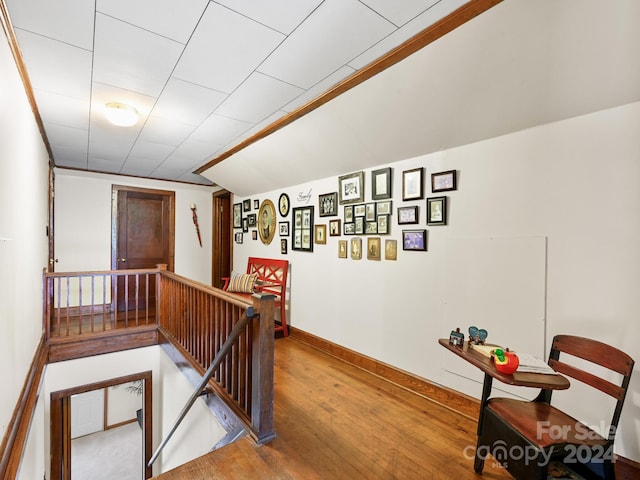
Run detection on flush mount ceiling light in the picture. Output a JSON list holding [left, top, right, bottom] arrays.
[[104, 102, 139, 127]]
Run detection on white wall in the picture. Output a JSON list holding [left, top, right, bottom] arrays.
[[54, 170, 215, 284], [231, 102, 640, 461], [0, 15, 50, 475]]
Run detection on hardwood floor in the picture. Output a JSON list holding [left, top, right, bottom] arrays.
[[154, 337, 513, 480]]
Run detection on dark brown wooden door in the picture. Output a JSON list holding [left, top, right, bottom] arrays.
[[112, 186, 174, 310], [212, 191, 231, 289]]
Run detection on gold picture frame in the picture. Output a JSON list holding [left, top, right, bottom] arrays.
[[257, 199, 276, 245]]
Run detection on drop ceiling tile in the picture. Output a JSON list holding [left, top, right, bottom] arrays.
[[14, 30, 92, 101], [34, 90, 89, 130], [257, 0, 395, 89], [5, 0, 94, 49], [172, 139, 223, 165], [215, 72, 304, 123], [190, 114, 253, 146], [177, 172, 214, 185], [92, 14, 184, 97], [172, 2, 285, 93], [44, 123, 89, 150], [283, 65, 356, 112], [360, 0, 440, 27], [152, 78, 227, 125], [138, 116, 196, 146], [50, 147, 88, 170], [214, 0, 322, 35], [96, 0, 209, 44]]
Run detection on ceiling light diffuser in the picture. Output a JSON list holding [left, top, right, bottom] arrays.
[[104, 102, 139, 127]]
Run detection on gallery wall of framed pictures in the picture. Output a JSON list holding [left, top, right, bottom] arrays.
[[231, 165, 458, 261]]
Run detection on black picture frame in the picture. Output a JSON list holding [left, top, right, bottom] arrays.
[[402, 229, 427, 251], [254, 199, 260, 209], [279, 221, 290, 236], [371, 167, 392, 200], [338, 171, 365, 205], [402, 167, 424, 201], [233, 203, 242, 228], [431, 170, 457, 192], [292, 206, 314, 252], [427, 196, 447, 225], [397, 206, 418, 225], [247, 213, 257, 227], [329, 219, 341, 236], [280, 238, 288, 254], [243, 199, 251, 212], [319, 192, 338, 216], [278, 193, 290, 217]]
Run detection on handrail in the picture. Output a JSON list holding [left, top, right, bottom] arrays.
[[148, 306, 255, 467]]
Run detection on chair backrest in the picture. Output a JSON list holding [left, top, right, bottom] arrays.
[[548, 335, 634, 439]]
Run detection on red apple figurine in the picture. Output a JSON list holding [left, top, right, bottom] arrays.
[[494, 348, 520, 374]]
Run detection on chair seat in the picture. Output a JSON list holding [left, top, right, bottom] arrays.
[[487, 398, 608, 449]]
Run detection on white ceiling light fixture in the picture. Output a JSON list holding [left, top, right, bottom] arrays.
[[104, 102, 139, 127]]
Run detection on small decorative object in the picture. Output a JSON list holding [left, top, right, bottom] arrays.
[[338, 240, 347, 258], [279, 221, 289, 236], [319, 192, 338, 216], [338, 171, 365, 205], [329, 218, 341, 236], [402, 167, 424, 200], [371, 167, 392, 200], [367, 237, 381, 260], [384, 239, 397, 260], [427, 196, 447, 225], [233, 203, 242, 228], [449, 328, 465, 346], [397, 206, 418, 225], [254, 199, 259, 209], [315, 224, 327, 244], [280, 239, 287, 254], [258, 199, 276, 245], [243, 199, 251, 211], [292, 206, 314, 251], [402, 229, 427, 251], [190, 203, 202, 247], [278, 193, 290, 217], [493, 348, 520, 374], [350, 237, 362, 260], [431, 169, 457, 192], [468, 326, 488, 345]]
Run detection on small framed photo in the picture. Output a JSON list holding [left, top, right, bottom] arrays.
[[243, 199, 251, 212], [329, 218, 341, 236], [343, 222, 355, 235], [315, 224, 327, 244], [234, 232, 243, 244], [427, 196, 447, 225], [431, 170, 457, 192], [233, 203, 243, 228], [397, 206, 418, 224], [402, 229, 427, 251], [319, 192, 338, 216], [247, 213, 257, 227], [371, 167, 392, 200], [254, 199, 260, 209], [344, 205, 354, 222], [338, 240, 348, 258], [402, 167, 424, 201], [367, 237, 381, 260], [279, 221, 290, 236], [280, 239, 288, 254], [365, 221, 377, 234], [353, 204, 366, 217], [338, 171, 365, 205], [385, 239, 397, 260], [350, 237, 362, 260], [377, 215, 389, 234], [365, 203, 376, 222], [376, 200, 392, 216], [355, 217, 364, 235], [242, 218, 249, 232], [252, 230, 258, 240]]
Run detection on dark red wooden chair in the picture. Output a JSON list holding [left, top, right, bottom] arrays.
[[474, 335, 634, 480]]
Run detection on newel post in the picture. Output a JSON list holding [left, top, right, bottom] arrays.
[[251, 292, 276, 444]]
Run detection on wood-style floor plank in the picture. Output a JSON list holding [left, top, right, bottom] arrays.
[[154, 337, 513, 480]]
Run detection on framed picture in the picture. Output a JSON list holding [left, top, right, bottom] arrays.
[[257, 199, 276, 245], [233, 203, 243, 229], [279, 221, 290, 236], [315, 224, 327, 244], [338, 240, 347, 258], [365, 221, 377, 234], [402, 229, 427, 251], [353, 204, 366, 217], [371, 167, 392, 200], [344, 205, 354, 222], [280, 239, 288, 254], [247, 213, 257, 227], [278, 193, 290, 217], [377, 200, 392, 216], [427, 196, 447, 225], [355, 217, 364, 235], [292, 206, 314, 252], [319, 192, 338, 216], [234, 232, 243, 244], [402, 167, 424, 201], [385, 239, 398, 260], [343, 222, 355, 235], [350, 237, 362, 260], [338, 171, 365, 205], [365, 203, 376, 222], [243, 199, 251, 212], [397, 206, 418, 225], [367, 237, 381, 260], [329, 218, 341, 236], [254, 199, 260, 209], [242, 218, 248, 232], [377, 215, 389, 234], [431, 170, 457, 192], [252, 230, 257, 240]]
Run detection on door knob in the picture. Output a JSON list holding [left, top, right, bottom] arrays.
[[118, 258, 127, 262]]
